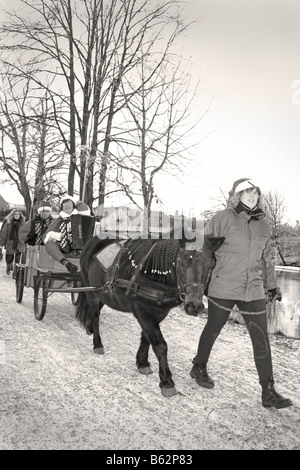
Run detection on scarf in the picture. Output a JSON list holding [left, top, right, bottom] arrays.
[[9, 220, 21, 250], [58, 210, 78, 252], [32, 216, 53, 245], [235, 201, 265, 221]]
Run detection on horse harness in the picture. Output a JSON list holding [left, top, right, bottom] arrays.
[[96, 240, 205, 306]]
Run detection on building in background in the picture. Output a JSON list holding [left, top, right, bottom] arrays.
[[0, 194, 26, 221]]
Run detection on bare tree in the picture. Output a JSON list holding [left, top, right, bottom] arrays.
[[103, 52, 202, 218], [263, 190, 287, 265], [0, 0, 194, 209], [210, 186, 229, 211], [0, 71, 66, 216]]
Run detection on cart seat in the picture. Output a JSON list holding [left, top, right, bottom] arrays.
[[37, 246, 81, 273], [20, 245, 81, 288]]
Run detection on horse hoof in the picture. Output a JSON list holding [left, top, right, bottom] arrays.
[[94, 347, 104, 355], [161, 387, 177, 397], [138, 366, 153, 375]]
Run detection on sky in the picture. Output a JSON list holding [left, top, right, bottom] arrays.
[[1, 0, 300, 223], [155, 0, 300, 223], [156, 0, 300, 223]]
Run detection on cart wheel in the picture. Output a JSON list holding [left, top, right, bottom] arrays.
[[12, 263, 17, 280], [71, 280, 82, 306], [34, 277, 48, 321], [16, 267, 25, 303]]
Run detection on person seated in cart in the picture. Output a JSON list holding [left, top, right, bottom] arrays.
[[19, 200, 53, 246], [43, 195, 93, 274]]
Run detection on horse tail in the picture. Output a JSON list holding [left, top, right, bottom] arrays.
[[75, 288, 89, 328], [75, 235, 100, 333]]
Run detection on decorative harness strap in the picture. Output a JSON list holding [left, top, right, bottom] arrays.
[[97, 240, 157, 296], [101, 240, 181, 305], [124, 242, 157, 296]]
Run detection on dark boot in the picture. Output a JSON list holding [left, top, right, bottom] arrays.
[[6, 263, 12, 275], [60, 258, 78, 274], [261, 380, 293, 409], [190, 360, 214, 389]]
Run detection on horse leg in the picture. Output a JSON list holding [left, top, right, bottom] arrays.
[[136, 332, 152, 375], [92, 313, 104, 355], [134, 306, 177, 397], [88, 293, 104, 355]]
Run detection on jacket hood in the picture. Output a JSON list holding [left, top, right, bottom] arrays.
[[7, 209, 26, 224]]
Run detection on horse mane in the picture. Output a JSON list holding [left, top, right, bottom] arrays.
[[124, 238, 180, 282]]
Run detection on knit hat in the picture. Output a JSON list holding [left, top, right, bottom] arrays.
[[228, 178, 260, 197], [76, 201, 91, 216], [60, 194, 77, 207], [37, 200, 51, 214]]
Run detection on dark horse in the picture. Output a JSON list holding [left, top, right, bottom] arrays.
[[76, 235, 223, 396]]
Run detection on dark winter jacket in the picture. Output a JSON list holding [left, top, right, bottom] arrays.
[[43, 204, 94, 250], [42, 208, 79, 246], [205, 206, 277, 301], [19, 215, 54, 246], [0, 209, 26, 255]]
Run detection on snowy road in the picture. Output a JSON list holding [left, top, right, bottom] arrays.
[[0, 262, 299, 450]]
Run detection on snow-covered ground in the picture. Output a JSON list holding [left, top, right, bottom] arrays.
[[0, 258, 299, 451]]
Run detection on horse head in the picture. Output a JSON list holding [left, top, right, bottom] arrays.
[[177, 236, 225, 316]]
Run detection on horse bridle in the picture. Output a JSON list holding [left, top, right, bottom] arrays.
[[176, 250, 207, 302]]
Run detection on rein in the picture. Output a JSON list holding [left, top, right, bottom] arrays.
[[207, 296, 267, 315]]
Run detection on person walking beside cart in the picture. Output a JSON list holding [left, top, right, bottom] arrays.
[[43, 195, 92, 274], [190, 178, 292, 410], [19, 200, 53, 246], [0, 209, 26, 276]]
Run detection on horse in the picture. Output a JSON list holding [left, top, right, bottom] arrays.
[[75, 234, 224, 396]]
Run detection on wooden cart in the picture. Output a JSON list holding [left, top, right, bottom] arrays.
[[15, 214, 98, 320]]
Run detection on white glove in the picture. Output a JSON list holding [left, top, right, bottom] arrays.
[[44, 231, 62, 243]]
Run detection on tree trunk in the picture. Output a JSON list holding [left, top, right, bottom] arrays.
[[98, 83, 118, 207], [276, 243, 287, 266], [67, 0, 76, 196]]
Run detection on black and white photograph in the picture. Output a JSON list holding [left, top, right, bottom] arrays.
[[0, 0, 299, 453]]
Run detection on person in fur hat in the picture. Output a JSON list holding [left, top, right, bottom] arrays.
[[0, 209, 26, 275], [43, 195, 93, 273], [19, 200, 53, 247], [190, 178, 292, 409]]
